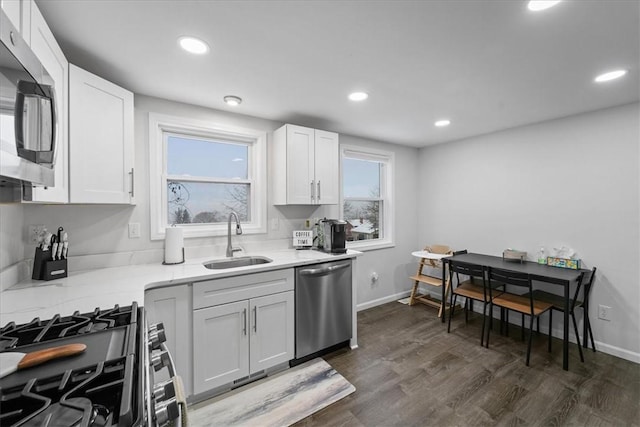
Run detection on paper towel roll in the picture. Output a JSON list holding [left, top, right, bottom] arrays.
[[164, 227, 184, 264]]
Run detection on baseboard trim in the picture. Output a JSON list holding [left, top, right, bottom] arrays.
[[590, 341, 640, 364], [356, 290, 412, 311]]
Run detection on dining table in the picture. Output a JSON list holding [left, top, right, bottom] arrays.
[[442, 252, 590, 371]]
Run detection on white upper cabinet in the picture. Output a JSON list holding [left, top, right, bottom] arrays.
[[1, 0, 31, 44], [27, 2, 68, 203], [69, 64, 135, 204], [313, 129, 339, 205], [272, 124, 339, 205]]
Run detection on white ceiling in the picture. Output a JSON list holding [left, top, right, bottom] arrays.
[[36, 0, 639, 147]]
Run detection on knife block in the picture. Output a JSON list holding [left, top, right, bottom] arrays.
[[32, 247, 68, 281]]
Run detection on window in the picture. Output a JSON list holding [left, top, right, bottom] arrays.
[[149, 113, 267, 239], [341, 146, 394, 249]]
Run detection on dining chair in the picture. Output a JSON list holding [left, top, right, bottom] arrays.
[[486, 267, 554, 366], [529, 267, 597, 362], [409, 244, 453, 317], [447, 256, 501, 346]]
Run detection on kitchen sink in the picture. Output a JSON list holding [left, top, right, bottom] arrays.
[[203, 256, 273, 270]]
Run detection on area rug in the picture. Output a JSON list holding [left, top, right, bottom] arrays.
[[187, 358, 355, 426], [397, 296, 411, 304]]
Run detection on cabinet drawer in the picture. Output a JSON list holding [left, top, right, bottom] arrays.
[[193, 269, 294, 309]]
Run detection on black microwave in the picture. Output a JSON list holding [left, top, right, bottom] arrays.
[[0, 9, 57, 187]]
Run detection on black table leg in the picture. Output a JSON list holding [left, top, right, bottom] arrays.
[[441, 260, 446, 323], [583, 291, 589, 349], [563, 280, 570, 370]]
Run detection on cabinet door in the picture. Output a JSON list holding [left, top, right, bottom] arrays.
[[193, 300, 249, 394], [249, 291, 294, 374], [1, 0, 21, 32], [1, 0, 30, 43], [285, 124, 315, 204], [28, 3, 68, 203], [69, 64, 134, 204], [313, 130, 339, 205], [145, 285, 193, 397]]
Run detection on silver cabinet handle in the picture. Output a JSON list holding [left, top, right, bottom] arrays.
[[299, 262, 351, 276], [310, 180, 315, 202], [242, 308, 247, 335], [317, 180, 321, 202], [129, 168, 135, 197], [253, 306, 258, 333]]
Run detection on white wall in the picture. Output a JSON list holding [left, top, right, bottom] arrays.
[[0, 204, 24, 270], [418, 103, 640, 362], [21, 95, 334, 267], [15, 95, 420, 310], [0, 204, 27, 290]]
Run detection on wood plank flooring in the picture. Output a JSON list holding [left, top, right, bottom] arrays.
[[295, 302, 640, 426]]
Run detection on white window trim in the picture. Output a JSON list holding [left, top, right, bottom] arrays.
[[340, 145, 395, 251], [149, 113, 267, 240]]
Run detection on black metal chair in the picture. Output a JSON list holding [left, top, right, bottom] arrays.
[[486, 267, 554, 366], [447, 257, 491, 345], [529, 267, 597, 362]]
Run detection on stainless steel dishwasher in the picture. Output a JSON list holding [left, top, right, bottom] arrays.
[[295, 259, 352, 360]]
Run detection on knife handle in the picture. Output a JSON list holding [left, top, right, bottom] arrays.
[[18, 343, 87, 370]]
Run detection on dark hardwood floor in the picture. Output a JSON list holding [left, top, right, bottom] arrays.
[[295, 302, 640, 426]]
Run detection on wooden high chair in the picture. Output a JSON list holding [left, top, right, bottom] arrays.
[[409, 244, 453, 317]]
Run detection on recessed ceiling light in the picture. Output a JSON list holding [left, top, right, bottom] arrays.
[[178, 36, 209, 54], [223, 95, 242, 106], [594, 69, 628, 83], [348, 92, 368, 101], [434, 119, 451, 127], [527, 1, 561, 12]]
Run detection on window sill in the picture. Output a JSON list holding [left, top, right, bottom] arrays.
[[151, 223, 266, 241], [346, 240, 395, 252]]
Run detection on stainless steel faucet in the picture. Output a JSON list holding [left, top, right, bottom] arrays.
[[226, 211, 243, 257]]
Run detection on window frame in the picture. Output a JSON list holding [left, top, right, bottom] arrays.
[[149, 113, 267, 240], [340, 145, 395, 251]]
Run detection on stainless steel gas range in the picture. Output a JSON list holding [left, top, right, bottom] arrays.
[[0, 302, 184, 426]]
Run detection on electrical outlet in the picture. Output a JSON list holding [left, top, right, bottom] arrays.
[[128, 223, 141, 239], [598, 304, 612, 321], [28, 224, 46, 243]]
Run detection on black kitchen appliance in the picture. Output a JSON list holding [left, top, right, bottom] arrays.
[[0, 303, 182, 427], [321, 219, 347, 254]]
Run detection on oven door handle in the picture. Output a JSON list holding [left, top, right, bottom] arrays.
[[159, 342, 177, 377], [298, 262, 350, 276]]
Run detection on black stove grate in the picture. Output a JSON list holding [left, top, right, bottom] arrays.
[[0, 304, 138, 351], [0, 356, 139, 426], [0, 303, 144, 427]]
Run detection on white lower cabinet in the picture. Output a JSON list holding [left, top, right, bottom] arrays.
[[144, 284, 193, 396], [192, 284, 294, 395], [249, 292, 295, 373]]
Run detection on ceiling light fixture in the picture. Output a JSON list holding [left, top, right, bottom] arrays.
[[348, 92, 368, 101], [178, 36, 209, 54], [527, 1, 561, 11], [434, 119, 451, 127], [223, 95, 242, 106], [594, 69, 628, 83]]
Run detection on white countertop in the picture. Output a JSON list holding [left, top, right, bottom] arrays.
[[0, 249, 359, 325]]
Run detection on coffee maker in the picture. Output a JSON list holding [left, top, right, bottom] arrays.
[[321, 219, 347, 254]]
